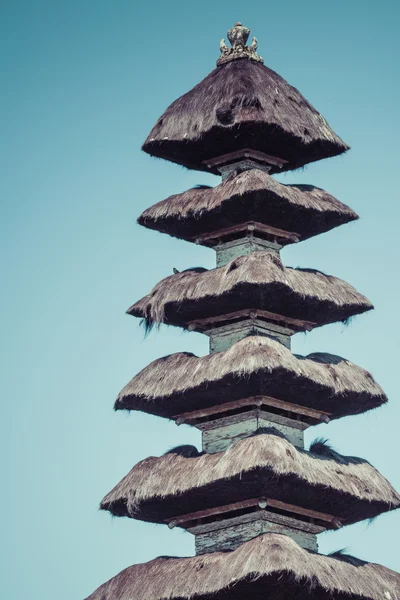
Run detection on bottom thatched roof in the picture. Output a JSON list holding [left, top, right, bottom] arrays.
[[85, 533, 400, 600], [101, 432, 400, 525]]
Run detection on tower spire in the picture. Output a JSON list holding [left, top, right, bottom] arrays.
[[86, 21, 400, 600]]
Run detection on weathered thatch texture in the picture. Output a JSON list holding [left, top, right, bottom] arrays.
[[128, 252, 372, 329], [115, 336, 386, 419], [85, 533, 400, 600], [101, 431, 400, 524], [138, 170, 358, 242], [142, 60, 349, 174]]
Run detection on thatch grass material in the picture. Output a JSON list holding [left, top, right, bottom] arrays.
[[85, 533, 400, 600], [128, 251, 372, 328], [143, 60, 349, 174], [138, 170, 358, 242], [101, 431, 400, 524], [115, 336, 386, 419]]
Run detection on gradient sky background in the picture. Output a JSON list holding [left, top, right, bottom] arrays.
[[1, 1, 400, 599]]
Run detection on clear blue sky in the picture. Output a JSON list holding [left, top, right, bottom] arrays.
[[1, 1, 399, 599]]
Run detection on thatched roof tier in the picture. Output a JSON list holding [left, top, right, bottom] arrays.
[[138, 170, 358, 244], [142, 60, 349, 174], [86, 533, 400, 600], [115, 336, 386, 420], [101, 432, 399, 525], [127, 252, 372, 330]]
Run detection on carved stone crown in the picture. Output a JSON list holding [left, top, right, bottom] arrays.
[[217, 22, 264, 67]]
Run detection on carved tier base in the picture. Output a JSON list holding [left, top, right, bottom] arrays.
[[196, 408, 308, 452], [189, 509, 321, 554]]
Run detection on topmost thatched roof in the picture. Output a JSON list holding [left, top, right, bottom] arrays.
[[142, 58, 349, 174], [85, 532, 400, 600], [138, 170, 358, 244]]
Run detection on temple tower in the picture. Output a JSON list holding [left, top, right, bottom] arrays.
[[87, 23, 400, 600]]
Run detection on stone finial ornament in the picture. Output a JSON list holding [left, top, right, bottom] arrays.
[[217, 22, 264, 66]]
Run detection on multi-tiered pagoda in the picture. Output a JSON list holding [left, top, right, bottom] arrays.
[[87, 23, 400, 600]]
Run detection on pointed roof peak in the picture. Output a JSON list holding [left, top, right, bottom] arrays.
[[218, 22, 263, 66]]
